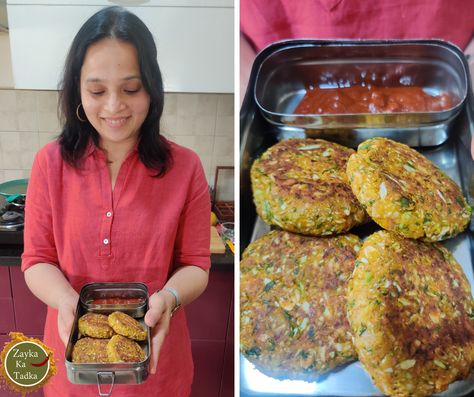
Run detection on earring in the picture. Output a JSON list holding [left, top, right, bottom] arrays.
[[76, 103, 87, 122]]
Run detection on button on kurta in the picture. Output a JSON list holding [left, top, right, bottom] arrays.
[[106, 211, 112, 217], [103, 238, 109, 245]]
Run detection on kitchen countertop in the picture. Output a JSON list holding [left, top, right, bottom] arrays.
[[0, 246, 234, 271]]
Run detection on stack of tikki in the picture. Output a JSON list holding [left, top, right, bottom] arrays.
[[242, 138, 367, 379], [72, 311, 146, 363], [346, 138, 473, 396], [242, 136, 473, 395]]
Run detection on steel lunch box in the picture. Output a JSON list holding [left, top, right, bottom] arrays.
[[65, 282, 150, 396], [240, 38, 474, 396]]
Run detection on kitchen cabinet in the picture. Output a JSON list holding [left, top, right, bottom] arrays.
[[0, 266, 15, 333], [9, 266, 47, 335], [221, 296, 234, 397], [7, 0, 233, 92], [186, 270, 234, 397]]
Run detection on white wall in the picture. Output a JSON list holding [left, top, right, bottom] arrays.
[[6, 1, 234, 92]]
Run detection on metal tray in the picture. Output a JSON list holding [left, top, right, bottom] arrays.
[[240, 40, 474, 397], [65, 282, 151, 396], [253, 40, 468, 147]]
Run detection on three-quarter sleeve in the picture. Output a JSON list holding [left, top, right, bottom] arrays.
[[173, 153, 211, 271], [21, 150, 59, 271]]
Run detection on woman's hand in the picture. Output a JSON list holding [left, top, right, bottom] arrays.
[[144, 291, 175, 374], [57, 290, 79, 346]]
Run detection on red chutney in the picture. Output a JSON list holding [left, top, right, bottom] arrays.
[[294, 86, 455, 114], [91, 297, 145, 305]]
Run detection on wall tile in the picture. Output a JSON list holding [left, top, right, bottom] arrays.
[[177, 94, 199, 116], [175, 115, 215, 136], [0, 132, 39, 170], [0, 90, 17, 112], [213, 136, 233, 157], [0, 111, 18, 131], [163, 93, 178, 116], [171, 135, 196, 150], [217, 94, 233, 116], [195, 116, 216, 136], [17, 112, 38, 132], [175, 116, 194, 135], [39, 132, 59, 148], [176, 94, 217, 117], [16, 91, 37, 112], [161, 114, 177, 135], [193, 135, 215, 157], [21, 152, 36, 169], [36, 91, 59, 112], [197, 94, 218, 116], [0, 131, 38, 152], [199, 155, 213, 184], [37, 111, 61, 133], [3, 169, 30, 181], [212, 155, 234, 168], [22, 132, 40, 152], [2, 151, 22, 169], [160, 130, 174, 141], [215, 115, 233, 136]]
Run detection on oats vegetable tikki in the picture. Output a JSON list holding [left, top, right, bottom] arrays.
[[346, 137, 471, 241], [72, 337, 110, 363], [251, 138, 368, 236], [78, 312, 115, 338], [347, 231, 474, 397], [108, 311, 147, 341], [107, 335, 145, 363], [241, 230, 361, 380]]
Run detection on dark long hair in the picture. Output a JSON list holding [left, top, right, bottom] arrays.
[[58, 6, 171, 176]]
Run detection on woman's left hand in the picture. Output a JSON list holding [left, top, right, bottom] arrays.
[[144, 290, 176, 374]]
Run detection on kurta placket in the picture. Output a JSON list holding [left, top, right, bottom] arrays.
[[95, 149, 136, 261]]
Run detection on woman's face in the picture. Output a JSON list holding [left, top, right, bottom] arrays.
[[80, 38, 150, 150]]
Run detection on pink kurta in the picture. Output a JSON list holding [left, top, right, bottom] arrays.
[[21, 138, 211, 397], [241, 0, 474, 52]]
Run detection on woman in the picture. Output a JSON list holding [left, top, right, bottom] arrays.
[[21, 6, 210, 397]]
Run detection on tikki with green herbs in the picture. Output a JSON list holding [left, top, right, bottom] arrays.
[[241, 230, 361, 380], [251, 138, 368, 236], [346, 137, 471, 242], [347, 231, 474, 396]]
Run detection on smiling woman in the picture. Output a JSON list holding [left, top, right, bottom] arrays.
[[79, 39, 151, 188], [21, 6, 211, 397]]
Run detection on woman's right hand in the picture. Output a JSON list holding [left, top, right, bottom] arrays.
[[57, 290, 79, 346]]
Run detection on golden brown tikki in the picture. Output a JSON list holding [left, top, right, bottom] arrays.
[[241, 230, 361, 380], [108, 311, 147, 341], [347, 137, 471, 241], [251, 138, 368, 236], [78, 312, 115, 338], [347, 231, 474, 396], [107, 335, 145, 363], [72, 337, 110, 363]]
